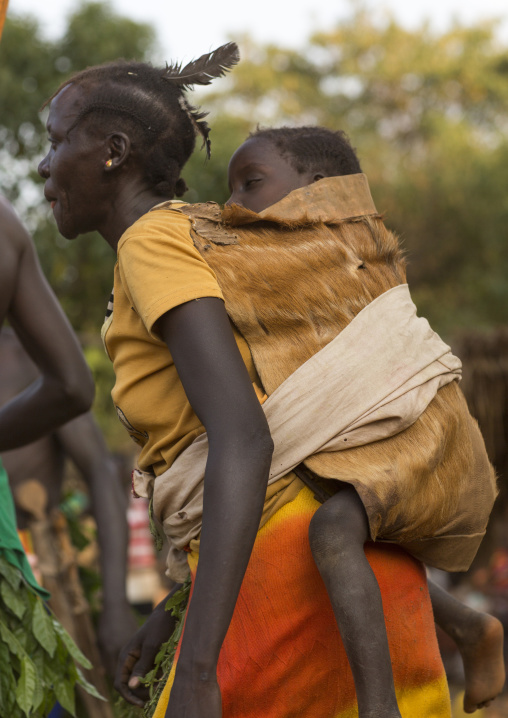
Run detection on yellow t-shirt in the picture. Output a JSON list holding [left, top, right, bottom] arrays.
[[103, 205, 259, 476]]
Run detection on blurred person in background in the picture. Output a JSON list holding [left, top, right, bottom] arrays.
[[0, 328, 138, 676]]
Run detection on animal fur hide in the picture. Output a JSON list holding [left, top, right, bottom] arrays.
[[174, 178, 496, 571]]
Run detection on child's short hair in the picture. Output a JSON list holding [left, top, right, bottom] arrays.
[[249, 125, 362, 177]]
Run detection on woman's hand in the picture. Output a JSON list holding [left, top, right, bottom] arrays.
[[114, 588, 180, 706]]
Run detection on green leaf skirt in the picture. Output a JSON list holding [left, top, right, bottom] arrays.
[[0, 555, 102, 717]]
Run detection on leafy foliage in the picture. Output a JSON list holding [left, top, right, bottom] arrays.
[[0, 555, 101, 717], [200, 13, 508, 336]]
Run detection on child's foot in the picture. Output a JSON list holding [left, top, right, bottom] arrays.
[[457, 613, 505, 713]]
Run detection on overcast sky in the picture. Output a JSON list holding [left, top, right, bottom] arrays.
[[7, 0, 508, 63]]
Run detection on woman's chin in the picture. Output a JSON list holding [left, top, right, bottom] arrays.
[[53, 211, 79, 240], [57, 221, 79, 241]]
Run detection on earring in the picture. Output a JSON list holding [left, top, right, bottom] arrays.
[[105, 159, 113, 168]]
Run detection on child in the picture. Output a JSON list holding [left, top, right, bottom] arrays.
[[197, 126, 504, 717]]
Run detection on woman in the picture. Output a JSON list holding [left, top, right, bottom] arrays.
[[38, 50, 453, 718], [39, 45, 276, 718]]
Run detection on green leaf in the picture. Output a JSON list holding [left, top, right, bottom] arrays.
[[1, 580, 26, 619], [0, 637, 10, 665], [0, 658, 17, 715], [15, 656, 37, 716], [0, 558, 22, 591], [75, 667, 107, 701], [54, 677, 76, 716], [11, 620, 29, 650], [29, 663, 44, 713], [32, 599, 57, 657], [52, 619, 92, 669], [141, 667, 157, 684], [0, 619, 27, 659], [164, 580, 191, 615], [42, 653, 65, 694]]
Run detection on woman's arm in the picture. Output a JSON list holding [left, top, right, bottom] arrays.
[[0, 198, 94, 449], [157, 297, 273, 718]]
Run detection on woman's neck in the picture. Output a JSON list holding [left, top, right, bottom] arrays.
[[100, 187, 172, 252]]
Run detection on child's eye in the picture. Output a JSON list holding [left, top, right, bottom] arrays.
[[245, 178, 261, 189]]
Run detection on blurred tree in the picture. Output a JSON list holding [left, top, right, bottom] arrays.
[[200, 14, 508, 335]]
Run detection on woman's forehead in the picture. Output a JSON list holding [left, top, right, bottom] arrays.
[[48, 84, 84, 126]]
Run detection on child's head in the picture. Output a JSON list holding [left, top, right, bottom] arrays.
[[227, 125, 361, 213]]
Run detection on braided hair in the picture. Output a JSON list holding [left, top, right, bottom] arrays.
[[250, 125, 362, 178], [43, 43, 240, 198]]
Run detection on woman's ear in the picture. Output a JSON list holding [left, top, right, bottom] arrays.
[[104, 133, 131, 171]]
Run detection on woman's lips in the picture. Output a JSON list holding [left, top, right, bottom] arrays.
[[51, 201, 56, 209]]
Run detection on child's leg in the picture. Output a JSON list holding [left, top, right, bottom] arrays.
[[308, 485, 401, 718], [429, 579, 505, 713]]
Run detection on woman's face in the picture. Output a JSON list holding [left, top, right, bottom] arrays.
[[38, 84, 109, 239], [227, 137, 317, 213]]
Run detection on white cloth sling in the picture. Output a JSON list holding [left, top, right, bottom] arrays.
[[133, 284, 462, 581]]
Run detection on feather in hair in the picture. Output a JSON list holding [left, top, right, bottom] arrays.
[[178, 96, 212, 158], [163, 42, 240, 89]]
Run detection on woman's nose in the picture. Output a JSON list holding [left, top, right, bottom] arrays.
[[38, 155, 50, 179]]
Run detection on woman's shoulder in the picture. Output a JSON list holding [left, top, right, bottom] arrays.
[[118, 204, 195, 253]]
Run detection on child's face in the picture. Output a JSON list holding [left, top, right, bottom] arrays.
[[227, 137, 318, 213]]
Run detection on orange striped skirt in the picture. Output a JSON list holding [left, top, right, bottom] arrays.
[[154, 487, 451, 717]]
